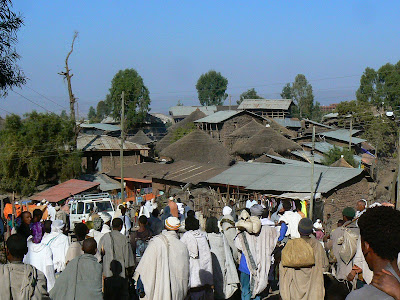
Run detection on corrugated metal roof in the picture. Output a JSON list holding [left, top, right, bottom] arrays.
[[152, 160, 229, 184], [108, 161, 227, 185], [303, 119, 334, 129], [206, 161, 363, 193], [80, 173, 120, 191], [273, 118, 301, 128], [323, 113, 339, 119], [31, 179, 100, 202], [264, 154, 311, 166], [80, 123, 120, 132], [321, 129, 366, 145], [194, 110, 240, 124], [303, 141, 340, 154], [169, 106, 217, 117], [292, 150, 324, 164], [238, 99, 292, 110], [77, 135, 149, 151]]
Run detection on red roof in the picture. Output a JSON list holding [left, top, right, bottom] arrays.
[[31, 179, 100, 203]]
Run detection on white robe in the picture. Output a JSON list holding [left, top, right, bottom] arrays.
[[279, 211, 302, 239], [207, 232, 239, 299], [235, 224, 278, 298], [134, 230, 190, 300], [119, 215, 132, 236], [23, 240, 55, 292], [41, 232, 70, 273], [181, 230, 213, 288]]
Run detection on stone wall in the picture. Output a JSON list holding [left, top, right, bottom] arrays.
[[323, 176, 372, 224]]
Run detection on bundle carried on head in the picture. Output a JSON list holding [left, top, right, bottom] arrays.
[[235, 209, 261, 234]]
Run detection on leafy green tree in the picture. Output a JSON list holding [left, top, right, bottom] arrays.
[[0, 112, 81, 195], [356, 62, 400, 108], [96, 100, 109, 120], [280, 83, 292, 99], [60, 110, 68, 119], [172, 123, 196, 143], [363, 116, 397, 157], [88, 106, 96, 121], [322, 146, 357, 167], [0, 0, 25, 96], [292, 74, 314, 119], [196, 70, 228, 106], [109, 69, 151, 129], [311, 101, 323, 122], [237, 88, 262, 105]]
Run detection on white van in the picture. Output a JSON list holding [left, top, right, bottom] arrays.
[[69, 193, 115, 230]]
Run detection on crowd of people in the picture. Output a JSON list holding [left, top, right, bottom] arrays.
[[0, 195, 400, 300]]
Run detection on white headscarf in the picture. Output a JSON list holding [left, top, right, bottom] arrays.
[[51, 220, 65, 233], [222, 206, 232, 216]]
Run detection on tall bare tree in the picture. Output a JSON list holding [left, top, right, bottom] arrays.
[[59, 31, 78, 121]]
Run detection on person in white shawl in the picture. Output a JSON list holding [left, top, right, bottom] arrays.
[[0, 234, 50, 300], [235, 205, 278, 300], [23, 227, 56, 292], [134, 217, 190, 300], [220, 206, 239, 263], [206, 216, 239, 299], [181, 214, 214, 300], [41, 220, 70, 273]]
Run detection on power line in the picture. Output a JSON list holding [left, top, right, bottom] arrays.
[[24, 86, 68, 110], [11, 90, 52, 112]]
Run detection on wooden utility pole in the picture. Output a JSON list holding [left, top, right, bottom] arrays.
[[120, 91, 125, 203], [11, 192, 15, 228], [397, 131, 400, 210], [349, 116, 353, 150], [59, 31, 78, 122], [310, 126, 315, 220], [229, 95, 232, 111]]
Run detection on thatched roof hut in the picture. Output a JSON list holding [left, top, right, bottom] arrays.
[[226, 119, 266, 149], [231, 127, 302, 158], [128, 130, 152, 145], [160, 130, 233, 166], [330, 157, 354, 168], [156, 109, 207, 152], [168, 109, 207, 132]]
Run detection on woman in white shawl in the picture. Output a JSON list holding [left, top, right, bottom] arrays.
[[220, 206, 239, 263], [181, 212, 214, 300], [206, 217, 239, 299], [23, 226, 56, 291], [41, 220, 70, 273]]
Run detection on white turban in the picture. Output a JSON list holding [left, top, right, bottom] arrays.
[[165, 217, 180, 231], [51, 220, 65, 232], [313, 219, 323, 230], [222, 206, 232, 216], [100, 212, 112, 223]]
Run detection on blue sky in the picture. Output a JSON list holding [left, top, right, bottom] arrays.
[[3, 1, 400, 117]]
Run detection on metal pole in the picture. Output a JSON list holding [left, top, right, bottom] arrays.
[[310, 126, 315, 220], [120, 91, 125, 204]]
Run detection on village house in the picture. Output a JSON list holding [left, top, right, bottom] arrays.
[[237, 99, 294, 119], [77, 135, 150, 173], [194, 110, 268, 143], [79, 123, 121, 137], [169, 105, 239, 123], [204, 159, 373, 222]]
